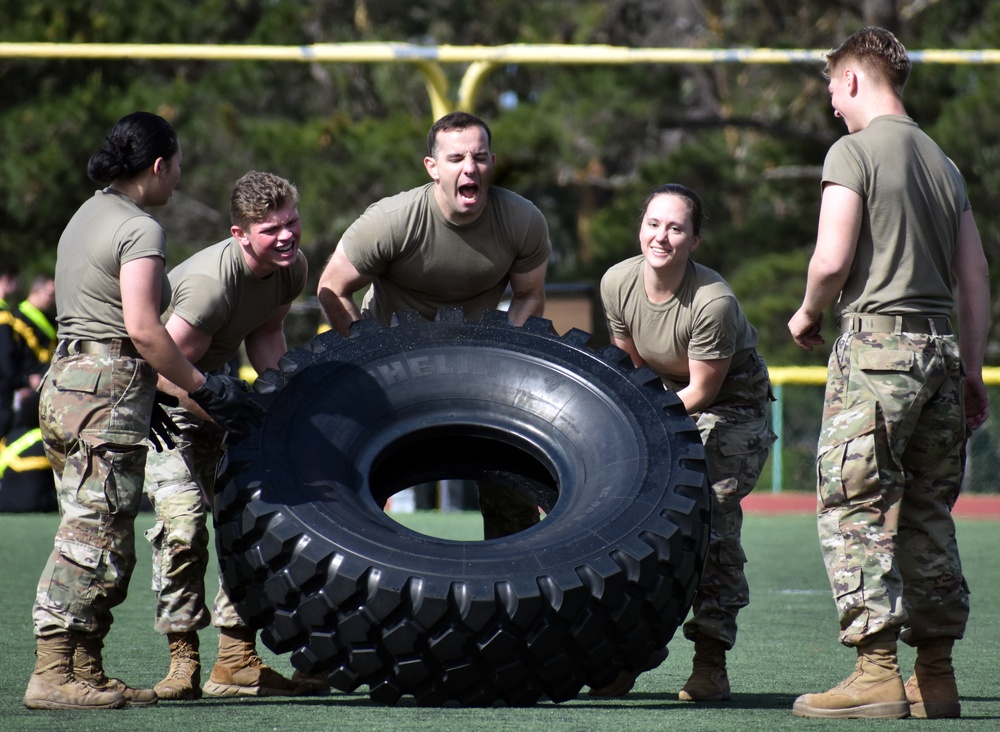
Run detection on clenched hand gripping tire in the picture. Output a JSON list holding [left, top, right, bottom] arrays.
[[215, 309, 710, 706]]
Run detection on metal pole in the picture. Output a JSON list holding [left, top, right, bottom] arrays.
[[772, 382, 784, 493]]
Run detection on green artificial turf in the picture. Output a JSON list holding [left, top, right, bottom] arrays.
[[1, 509, 997, 731]]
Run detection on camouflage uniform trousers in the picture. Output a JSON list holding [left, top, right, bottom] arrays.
[[143, 402, 245, 633], [682, 353, 776, 650], [32, 351, 156, 639], [816, 330, 969, 648], [477, 481, 541, 540]]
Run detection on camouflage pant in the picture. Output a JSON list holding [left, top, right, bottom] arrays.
[[682, 354, 776, 649], [816, 331, 969, 648], [477, 481, 541, 539], [143, 403, 244, 633], [32, 352, 155, 638]]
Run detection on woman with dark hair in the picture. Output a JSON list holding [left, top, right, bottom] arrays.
[[24, 111, 262, 711], [591, 184, 775, 702]]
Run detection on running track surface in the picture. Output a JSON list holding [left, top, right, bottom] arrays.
[[743, 492, 1000, 519]]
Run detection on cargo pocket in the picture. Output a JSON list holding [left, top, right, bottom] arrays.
[[832, 565, 866, 620], [815, 510, 870, 634], [816, 399, 879, 508], [144, 521, 166, 593], [708, 419, 773, 505], [72, 439, 146, 517], [40, 538, 103, 619], [713, 536, 748, 566]]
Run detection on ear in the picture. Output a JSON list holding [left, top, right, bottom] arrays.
[[231, 224, 248, 243], [423, 155, 440, 182], [690, 234, 702, 253], [844, 67, 859, 96], [152, 156, 167, 177]]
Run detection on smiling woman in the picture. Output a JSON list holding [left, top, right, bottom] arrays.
[[596, 183, 776, 701]]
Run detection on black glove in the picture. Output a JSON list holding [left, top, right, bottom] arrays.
[[188, 373, 266, 443], [149, 390, 181, 453]]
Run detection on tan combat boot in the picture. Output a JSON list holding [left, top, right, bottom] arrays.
[[904, 638, 960, 718], [793, 632, 909, 719], [73, 634, 158, 706], [154, 632, 202, 701], [203, 627, 324, 697], [587, 647, 669, 697], [23, 634, 126, 710], [679, 636, 731, 702]]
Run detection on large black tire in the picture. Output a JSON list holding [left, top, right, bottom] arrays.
[[215, 309, 710, 706]]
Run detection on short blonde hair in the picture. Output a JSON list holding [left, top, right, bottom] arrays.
[[824, 26, 911, 96]]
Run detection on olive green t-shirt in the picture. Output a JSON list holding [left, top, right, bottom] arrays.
[[823, 115, 970, 319], [55, 189, 171, 340], [601, 256, 758, 394], [341, 183, 550, 324], [165, 238, 307, 372]]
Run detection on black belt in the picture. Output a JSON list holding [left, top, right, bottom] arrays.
[[839, 313, 952, 336], [55, 338, 141, 359]]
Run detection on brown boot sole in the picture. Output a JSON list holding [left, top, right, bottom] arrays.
[[202, 681, 301, 697], [588, 647, 668, 698], [588, 671, 638, 697], [679, 688, 731, 702], [793, 699, 909, 719], [122, 693, 159, 707], [24, 695, 126, 710], [153, 686, 203, 701]]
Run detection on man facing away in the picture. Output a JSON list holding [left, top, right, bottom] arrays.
[[788, 26, 990, 720]]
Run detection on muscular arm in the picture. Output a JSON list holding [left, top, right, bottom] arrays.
[[243, 304, 291, 374], [120, 257, 205, 394], [152, 311, 214, 413], [788, 183, 862, 350], [317, 245, 373, 336], [506, 260, 547, 326], [677, 357, 732, 416], [611, 332, 729, 416], [952, 208, 991, 430]]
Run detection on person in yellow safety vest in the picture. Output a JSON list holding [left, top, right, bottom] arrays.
[[0, 425, 56, 512], [0, 273, 57, 512], [16, 274, 56, 370], [13, 274, 56, 421], [0, 263, 25, 441]]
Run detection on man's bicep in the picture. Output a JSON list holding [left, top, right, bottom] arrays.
[[164, 314, 212, 363], [509, 260, 546, 295], [320, 245, 374, 297], [953, 209, 988, 276], [814, 183, 863, 272]]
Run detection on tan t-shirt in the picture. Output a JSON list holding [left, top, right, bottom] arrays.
[[601, 256, 758, 393], [823, 115, 970, 319], [341, 183, 550, 324], [55, 189, 171, 341], [166, 238, 307, 372]]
